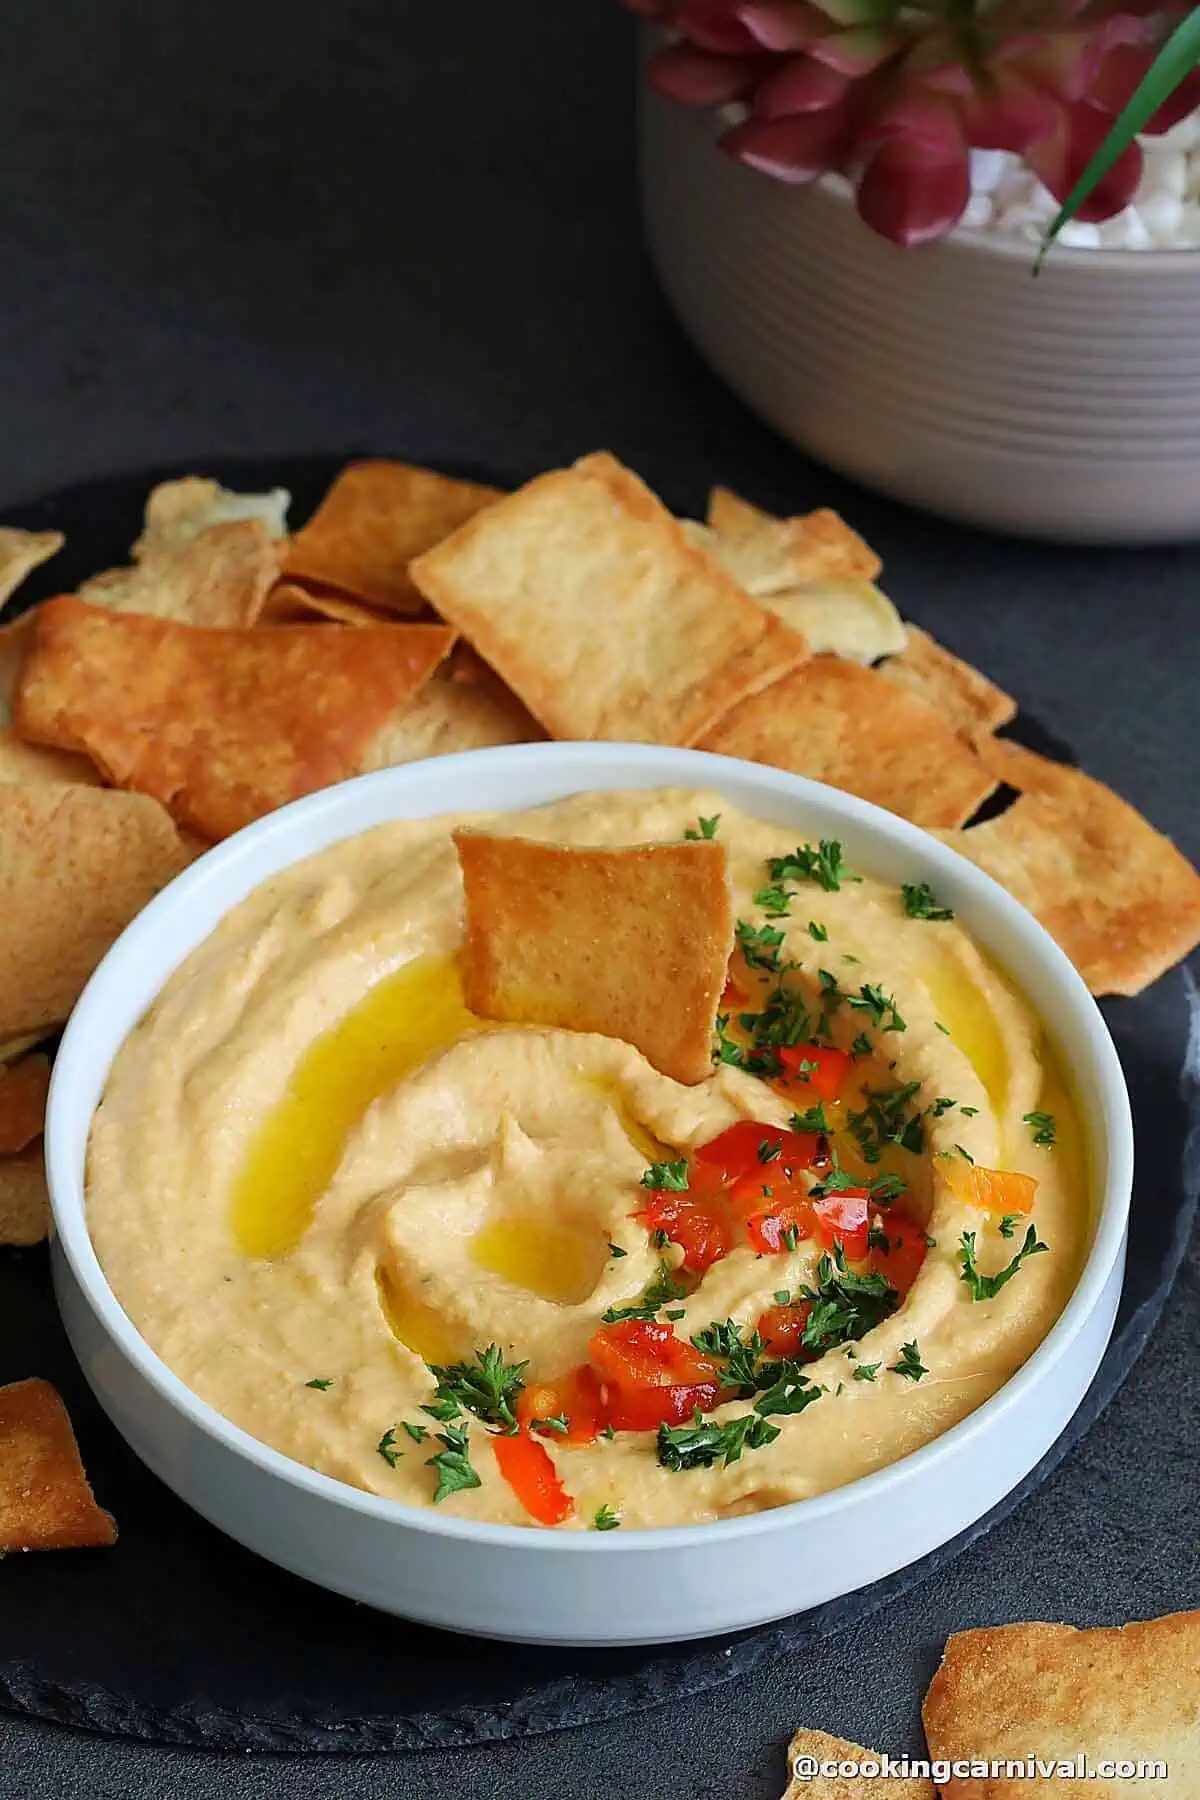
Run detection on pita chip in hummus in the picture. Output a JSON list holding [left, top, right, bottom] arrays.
[[454, 830, 735, 1084], [283, 459, 503, 614], [0, 1379, 116, 1553], [923, 1611, 1200, 1797], [15, 598, 456, 839], [0, 528, 63, 616]]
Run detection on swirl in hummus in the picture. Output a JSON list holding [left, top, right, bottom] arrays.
[[87, 789, 1088, 1530]]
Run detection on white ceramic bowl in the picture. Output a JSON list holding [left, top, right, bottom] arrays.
[[47, 744, 1132, 1646], [639, 74, 1200, 544]]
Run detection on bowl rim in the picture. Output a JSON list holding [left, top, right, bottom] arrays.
[[47, 742, 1134, 1553]]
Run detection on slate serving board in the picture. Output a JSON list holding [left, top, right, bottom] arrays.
[[0, 464, 1195, 1754]]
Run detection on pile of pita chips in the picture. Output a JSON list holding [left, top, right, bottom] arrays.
[[780, 1730, 933, 1800], [455, 831, 735, 1085], [16, 597, 456, 840], [923, 1610, 1200, 1796], [0, 528, 63, 615], [0, 1379, 116, 1553], [411, 453, 808, 745], [132, 476, 289, 556]]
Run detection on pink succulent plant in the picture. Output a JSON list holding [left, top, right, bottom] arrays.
[[628, 1, 1200, 244]]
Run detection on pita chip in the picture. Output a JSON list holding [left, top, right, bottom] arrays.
[[0, 615, 100, 785], [77, 519, 280, 628], [359, 646, 543, 771], [133, 477, 289, 556], [923, 1612, 1200, 1797], [0, 782, 193, 1037], [16, 598, 455, 840], [258, 580, 395, 627], [411, 453, 803, 746], [699, 658, 997, 830], [781, 1729, 934, 1800], [881, 625, 1016, 739], [0, 528, 63, 616], [283, 460, 503, 614], [0, 1146, 49, 1247], [0, 1379, 117, 1552], [0, 1053, 50, 1155], [760, 580, 907, 665], [937, 738, 1200, 995], [454, 832, 734, 1084], [704, 488, 882, 590]]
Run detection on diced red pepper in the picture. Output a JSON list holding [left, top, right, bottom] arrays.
[[721, 974, 748, 1010], [776, 1043, 853, 1103], [588, 1320, 721, 1433], [755, 1299, 813, 1359], [634, 1187, 733, 1274], [868, 1214, 927, 1297], [811, 1187, 870, 1259], [695, 1121, 825, 1185], [492, 1428, 574, 1527], [743, 1195, 816, 1256], [516, 1367, 602, 1447]]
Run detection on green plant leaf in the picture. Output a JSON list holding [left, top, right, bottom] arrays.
[[1039, 9, 1200, 265]]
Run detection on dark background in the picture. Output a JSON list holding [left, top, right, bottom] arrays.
[[0, 2, 1198, 1795]]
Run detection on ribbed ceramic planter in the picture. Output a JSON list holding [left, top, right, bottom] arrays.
[[639, 80, 1200, 544]]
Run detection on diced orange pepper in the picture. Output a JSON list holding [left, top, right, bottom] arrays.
[[492, 1428, 574, 1527], [940, 1159, 1037, 1216]]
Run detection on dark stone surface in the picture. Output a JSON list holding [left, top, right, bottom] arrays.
[[0, 0, 1198, 1793]]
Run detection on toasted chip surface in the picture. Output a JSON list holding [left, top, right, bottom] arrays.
[[760, 580, 907, 665], [0, 1053, 50, 1155], [16, 598, 455, 840], [782, 1729, 934, 1800], [881, 625, 1016, 738], [0, 529, 63, 615], [133, 477, 289, 556], [0, 782, 193, 1036], [699, 658, 996, 830], [454, 831, 734, 1084], [923, 1613, 1200, 1797], [78, 519, 281, 627], [0, 1379, 117, 1552], [283, 460, 502, 614], [258, 581, 395, 627], [0, 1147, 49, 1247], [937, 739, 1200, 995], [705, 489, 882, 589], [412, 453, 795, 746], [359, 646, 543, 771]]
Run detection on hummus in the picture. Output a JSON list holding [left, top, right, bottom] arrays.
[[87, 789, 1088, 1530]]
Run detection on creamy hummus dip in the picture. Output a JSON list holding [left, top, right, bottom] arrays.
[[88, 789, 1088, 1531]]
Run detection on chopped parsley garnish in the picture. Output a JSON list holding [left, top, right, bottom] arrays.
[[608, 1241, 627, 1258], [935, 1021, 951, 1036], [959, 1225, 1048, 1301], [889, 1341, 927, 1382], [1022, 1110, 1057, 1148], [757, 1138, 782, 1164], [794, 1245, 899, 1354], [767, 840, 861, 894], [853, 1362, 881, 1382], [530, 1413, 569, 1436], [752, 1368, 823, 1418], [902, 882, 954, 922], [960, 1105, 979, 1118], [852, 1032, 873, 1058], [427, 1422, 481, 1504], [377, 1427, 402, 1467], [691, 1319, 765, 1392], [641, 1158, 689, 1192], [591, 1504, 621, 1531], [849, 983, 906, 1033], [807, 920, 828, 942], [810, 1160, 907, 1206], [651, 1227, 669, 1250], [998, 1214, 1019, 1239], [952, 1143, 975, 1164], [783, 1223, 800, 1251], [928, 1097, 957, 1119], [736, 918, 787, 973], [305, 1377, 334, 1390], [842, 952, 860, 965], [401, 1420, 429, 1443], [867, 1221, 891, 1253], [601, 1422, 616, 1441], [657, 1411, 781, 1472], [715, 971, 814, 1077], [814, 968, 844, 1040], [684, 813, 721, 840], [425, 1345, 528, 1432], [602, 1260, 690, 1324], [773, 1288, 791, 1305], [754, 883, 793, 917], [789, 1100, 830, 1135], [847, 1082, 925, 1163]]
